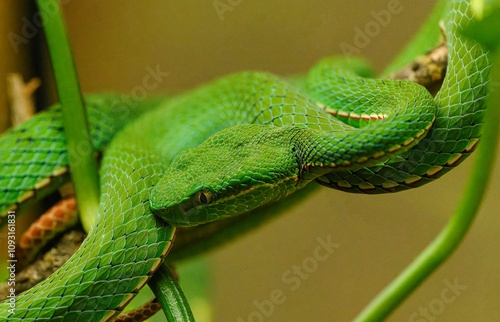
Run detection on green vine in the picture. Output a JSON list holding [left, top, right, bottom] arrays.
[[149, 265, 196, 322], [35, 0, 99, 232], [355, 4, 500, 320]]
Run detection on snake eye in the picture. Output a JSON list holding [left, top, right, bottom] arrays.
[[195, 190, 213, 205]]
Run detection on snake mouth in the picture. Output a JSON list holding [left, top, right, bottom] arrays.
[[150, 198, 207, 227], [181, 205, 193, 213]]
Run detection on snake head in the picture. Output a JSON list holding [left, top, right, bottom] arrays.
[[149, 124, 300, 227]]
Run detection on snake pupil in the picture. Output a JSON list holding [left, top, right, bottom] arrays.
[[196, 190, 212, 205]]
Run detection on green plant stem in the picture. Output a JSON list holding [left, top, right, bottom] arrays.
[[149, 264, 196, 322], [36, 0, 99, 232], [354, 49, 500, 321]]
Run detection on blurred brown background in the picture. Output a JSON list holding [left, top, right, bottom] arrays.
[[1, 1, 499, 321]]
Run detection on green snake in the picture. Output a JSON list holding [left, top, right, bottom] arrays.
[[0, 0, 490, 320]]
